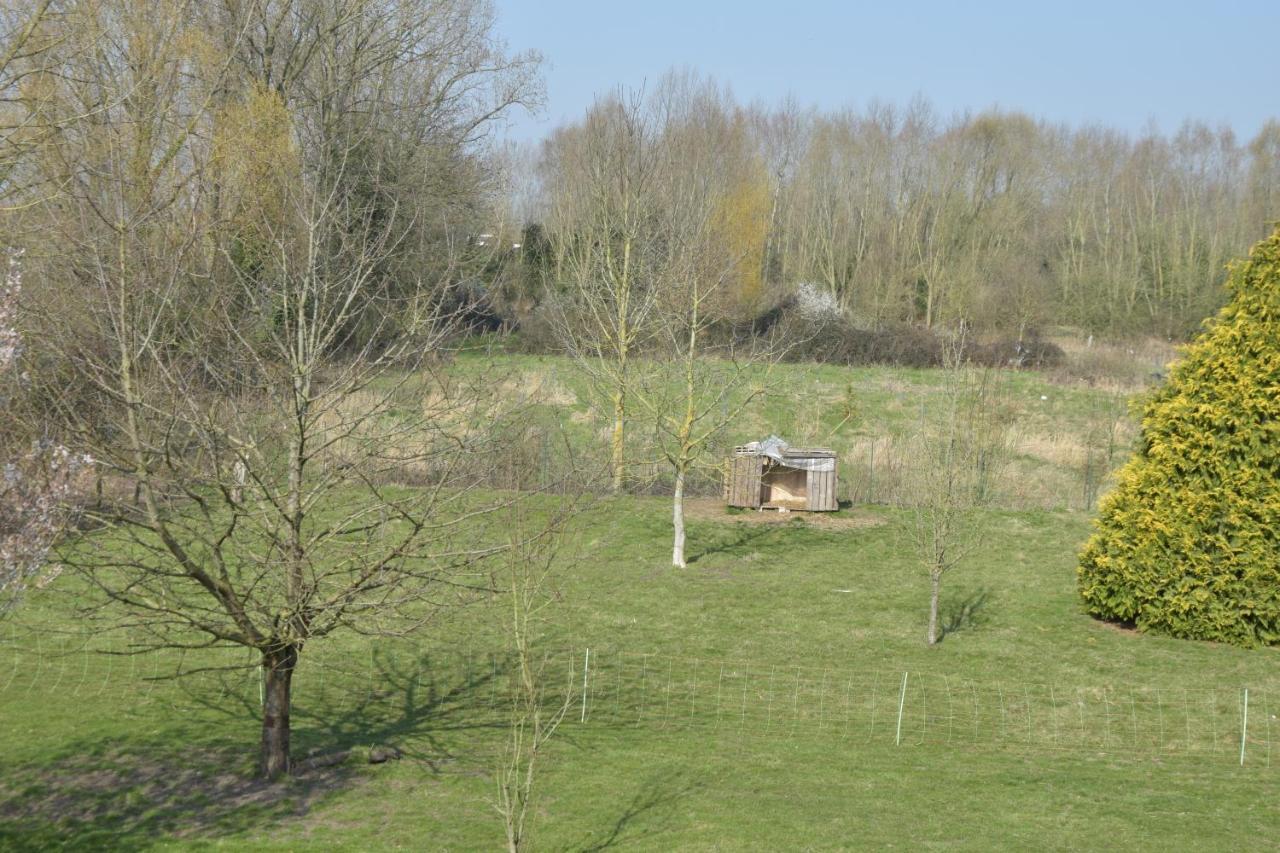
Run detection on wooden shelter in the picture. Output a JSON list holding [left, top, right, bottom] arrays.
[[724, 438, 838, 511]]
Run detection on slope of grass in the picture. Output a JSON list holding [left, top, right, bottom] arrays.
[[2, 492, 1276, 850], [427, 351, 1140, 510]]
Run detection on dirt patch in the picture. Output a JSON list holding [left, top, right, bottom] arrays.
[[1092, 617, 1142, 636], [682, 498, 886, 530]]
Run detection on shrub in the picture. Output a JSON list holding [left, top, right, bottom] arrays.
[[774, 314, 1063, 371], [792, 282, 842, 322], [506, 282, 1065, 371], [971, 330, 1065, 369], [774, 313, 943, 368], [1077, 228, 1280, 647]]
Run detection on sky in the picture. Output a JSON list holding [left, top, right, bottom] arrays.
[[493, 0, 1279, 143]]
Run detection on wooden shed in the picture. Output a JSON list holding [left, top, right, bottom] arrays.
[[724, 438, 838, 512]]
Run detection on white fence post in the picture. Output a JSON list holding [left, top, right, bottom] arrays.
[[580, 648, 590, 723], [896, 672, 909, 746], [1240, 687, 1249, 766]]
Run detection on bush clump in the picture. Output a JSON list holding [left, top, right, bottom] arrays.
[[762, 297, 1063, 370], [1077, 228, 1280, 647], [505, 284, 1065, 370]]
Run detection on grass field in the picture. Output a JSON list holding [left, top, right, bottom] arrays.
[[2, 356, 1277, 851], [410, 349, 1142, 511]]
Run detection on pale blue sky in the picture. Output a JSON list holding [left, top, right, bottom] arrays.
[[494, 0, 1279, 142]]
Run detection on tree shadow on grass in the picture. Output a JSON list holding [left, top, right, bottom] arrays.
[[573, 768, 704, 851], [686, 523, 787, 565], [294, 646, 523, 768], [0, 738, 352, 853], [0, 648, 523, 851], [176, 644, 525, 770], [940, 588, 992, 640]]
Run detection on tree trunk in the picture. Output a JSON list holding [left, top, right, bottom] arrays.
[[672, 467, 686, 568], [609, 236, 632, 495], [610, 388, 625, 494], [927, 571, 941, 646], [260, 644, 298, 779]]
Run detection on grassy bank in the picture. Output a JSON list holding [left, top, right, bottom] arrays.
[[401, 350, 1143, 511], [2, 490, 1276, 850]]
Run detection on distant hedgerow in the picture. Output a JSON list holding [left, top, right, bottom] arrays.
[[1077, 227, 1280, 647]]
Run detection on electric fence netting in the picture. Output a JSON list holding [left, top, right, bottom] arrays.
[[2, 628, 1273, 768]]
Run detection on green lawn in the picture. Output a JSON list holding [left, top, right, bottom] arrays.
[[2, 492, 1277, 850]]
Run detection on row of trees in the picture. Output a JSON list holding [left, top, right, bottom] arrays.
[[510, 78, 1280, 342]]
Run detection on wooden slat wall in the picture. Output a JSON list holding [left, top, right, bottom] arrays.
[[806, 468, 839, 511], [743, 457, 762, 507], [726, 455, 763, 508]]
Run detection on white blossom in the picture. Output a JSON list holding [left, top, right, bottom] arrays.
[[1, 251, 93, 611], [793, 282, 842, 322], [0, 251, 22, 371]]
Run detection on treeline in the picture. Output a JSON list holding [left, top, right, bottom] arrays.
[[0, 0, 538, 379], [493, 75, 1280, 342]]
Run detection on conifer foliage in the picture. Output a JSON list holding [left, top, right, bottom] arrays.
[[1078, 228, 1280, 647]]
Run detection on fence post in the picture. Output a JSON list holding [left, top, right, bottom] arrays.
[[896, 672, 909, 746], [580, 648, 590, 723], [868, 441, 876, 504], [1240, 687, 1249, 766]]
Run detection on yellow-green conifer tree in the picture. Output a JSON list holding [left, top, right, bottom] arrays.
[[1078, 228, 1280, 647]]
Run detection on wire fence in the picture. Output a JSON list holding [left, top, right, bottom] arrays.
[[1, 629, 1273, 769], [572, 650, 1272, 765]]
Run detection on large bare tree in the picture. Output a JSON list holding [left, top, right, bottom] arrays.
[[14, 0, 543, 778]]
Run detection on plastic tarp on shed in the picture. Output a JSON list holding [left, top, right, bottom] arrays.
[[738, 435, 836, 472]]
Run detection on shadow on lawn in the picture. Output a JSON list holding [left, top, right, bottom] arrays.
[[0, 739, 351, 853], [294, 645, 542, 766], [940, 588, 992, 639], [179, 644, 539, 768], [686, 523, 785, 565], [0, 648, 520, 851], [575, 768, 704, 851]]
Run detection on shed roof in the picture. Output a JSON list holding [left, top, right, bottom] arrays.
[[733, 438, 836, 458]]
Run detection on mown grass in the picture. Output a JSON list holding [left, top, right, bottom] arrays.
[[2, 490, 1277, 850], [2, 353, 1274, 849]]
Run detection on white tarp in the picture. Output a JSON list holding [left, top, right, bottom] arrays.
[[739, 435, 836, 472]]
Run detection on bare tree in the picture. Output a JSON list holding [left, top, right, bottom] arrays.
[[634, 75, 780, 568], [20, 0, 542, 778], [640, 317, 773, 570], [540, 74, 783, 566], [904, 338, 1012, 645], [540, 91, 666, 493], [493, 494, 575, 853]]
